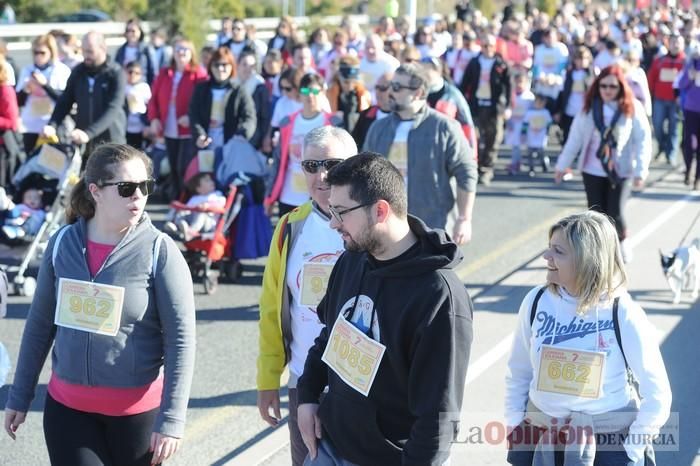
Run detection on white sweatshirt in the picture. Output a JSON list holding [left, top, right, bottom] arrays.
[[505, 286, 672, 461]]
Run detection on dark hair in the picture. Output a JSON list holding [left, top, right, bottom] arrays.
[[208, 46, 237, 78], [265, 48, 282, 61], [583, 65, 635, 117], [291, 42, 310, 56], [279, 67, 303, 89], [125, 60, 142, 71], [185, 172, 213, 192], [238, 47, 257, 65], [300, 72, 324, 89], [125, 18, 145, 42], [395, 63, 430, 96], [66, 144, 153, 224], [326, 152, 407, 218]]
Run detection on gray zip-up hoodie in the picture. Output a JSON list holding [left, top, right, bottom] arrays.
[[6, 214, 196, 438], [363, 106, 478, 230]]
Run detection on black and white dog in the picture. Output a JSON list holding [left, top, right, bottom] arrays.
[[660, 239, 700, 304]]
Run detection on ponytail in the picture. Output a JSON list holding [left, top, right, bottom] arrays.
[[65, 143, 152, 223], [66, 178, 95, 224]]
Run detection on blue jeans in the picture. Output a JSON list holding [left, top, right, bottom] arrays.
[[303, 439, 359, 466], [652, 99, 681, 162]]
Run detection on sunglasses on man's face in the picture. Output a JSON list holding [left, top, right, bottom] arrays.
[[390, 81, 419, 92], [300, 87, 322, 96], [301, 159, 343, 174], [100, 180, 155, 197], [375, 84, 390, 92]]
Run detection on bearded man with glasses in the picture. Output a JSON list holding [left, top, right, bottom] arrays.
[[364, 63, 477, 245]]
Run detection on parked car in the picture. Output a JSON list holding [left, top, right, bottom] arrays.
[[50, 9, 111, 22]]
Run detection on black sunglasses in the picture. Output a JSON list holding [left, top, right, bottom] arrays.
[[375, 84, 390, 92], [100, 180, 155, 197], [301, 159, 343, 174], [280, 85, 294, 92], [390, 81, 419, 92]]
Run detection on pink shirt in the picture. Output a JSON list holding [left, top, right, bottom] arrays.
[[47, 239, 163, 415]]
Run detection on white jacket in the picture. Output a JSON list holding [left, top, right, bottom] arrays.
[[505, 286, 672, 462], [555, 99, 651, 180]]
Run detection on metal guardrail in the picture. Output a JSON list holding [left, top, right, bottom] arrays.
[[1, 15, 370, 51]]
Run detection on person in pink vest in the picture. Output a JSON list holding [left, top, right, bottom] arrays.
[[147, 37, 207, 201], [265, 73, 338, 216]]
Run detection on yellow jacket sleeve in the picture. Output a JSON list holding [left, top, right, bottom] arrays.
[[256, 216, 287, 390]]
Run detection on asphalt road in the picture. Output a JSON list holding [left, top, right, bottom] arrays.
[[1, 158, 699, 466]]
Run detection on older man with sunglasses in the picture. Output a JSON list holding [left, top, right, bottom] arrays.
[[257, 126, 358, 466], [364, 63, 478, 244]]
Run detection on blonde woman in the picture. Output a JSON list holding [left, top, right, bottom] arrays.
[[505, 211, 671, 466], [16, 34, 71, 153]]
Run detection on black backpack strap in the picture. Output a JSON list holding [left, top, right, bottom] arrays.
[[529, 286, 547, 326], [612, 297, 629, 370]]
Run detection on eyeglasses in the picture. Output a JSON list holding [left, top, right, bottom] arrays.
[[329, 202, 374, 223], [375, 84, 390, 92], [175, 46, 190, 54], [301, 159, 343, 174], [300, 87, 322, 96], [390, 81, 419, 92], [599, 83, 620, 90], [33, 50, 48, 56], [280, 85, 294, 92], [213, 62, 231, 69], [100, 180, 155, 197]]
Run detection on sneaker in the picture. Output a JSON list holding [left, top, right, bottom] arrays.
[[541, 156, 551, 173], [177, 219, 190, 241]]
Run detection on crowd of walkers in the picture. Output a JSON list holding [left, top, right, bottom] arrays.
[[0, 2, 690, 465]]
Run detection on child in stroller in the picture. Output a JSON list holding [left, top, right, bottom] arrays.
[[0, 142, 81, 296], [0, 186, 46, 241], [163, 172, 225, 241]]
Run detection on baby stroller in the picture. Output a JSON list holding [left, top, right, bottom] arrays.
[[169, 181, 243, 294], [0, 142, 82, 297], [168, 138, 272, 294]]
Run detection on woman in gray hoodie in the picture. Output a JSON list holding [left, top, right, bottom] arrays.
[[4, 144, 196, 466]]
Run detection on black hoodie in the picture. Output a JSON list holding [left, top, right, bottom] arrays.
[[297, 216, 474, 466]]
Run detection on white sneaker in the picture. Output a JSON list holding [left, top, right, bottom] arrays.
[[620, 240, 633, 264]]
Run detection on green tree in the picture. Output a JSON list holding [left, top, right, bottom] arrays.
[[473, 0, 495, 20], [211, 0, 244, 18], [537, 0, 557, 18]]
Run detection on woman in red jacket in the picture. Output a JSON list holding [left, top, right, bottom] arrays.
[[0, 55, 19, 187], [148, 37, 207, 200]]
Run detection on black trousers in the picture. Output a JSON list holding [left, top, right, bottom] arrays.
[[43, 394, 160, 466], [165, 137, 194, 201], [126, 132, 144, 151], [23, 132, 40, 155], [582, 172, 632, 240], [475, 105, 503, 171]]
